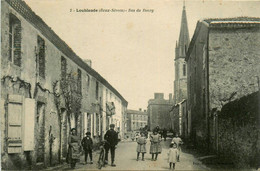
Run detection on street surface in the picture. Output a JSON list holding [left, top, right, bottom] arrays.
[[48, 138, 208, 170]]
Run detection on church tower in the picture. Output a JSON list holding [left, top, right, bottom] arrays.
[[174, 3, 190, 104]]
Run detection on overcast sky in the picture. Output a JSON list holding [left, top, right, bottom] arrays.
[[24, 0, 260, 110]]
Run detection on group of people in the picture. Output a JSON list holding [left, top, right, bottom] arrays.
[[135, 127, 183, 170], [136, 130, 162, 161], [66, 124, 118, 169], [67, 124, 183, 170]]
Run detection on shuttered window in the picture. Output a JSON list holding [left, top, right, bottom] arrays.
[[7, 96, 36, 153], [37, 36, 45, 78], [9, 13, 21, 67], [7, 95, 23, 153]]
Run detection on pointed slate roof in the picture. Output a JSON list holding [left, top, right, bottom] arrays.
[[176, 4, 190, 58]]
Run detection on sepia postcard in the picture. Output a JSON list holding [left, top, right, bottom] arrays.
[[1, 0, 260, 170]]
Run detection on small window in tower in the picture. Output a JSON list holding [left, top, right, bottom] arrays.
[[183, 64, 186, 76]]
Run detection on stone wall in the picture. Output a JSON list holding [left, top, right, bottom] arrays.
[[208, 27, 260, 111], [186, 22, 209, 148], [218, 91, 259, 169]]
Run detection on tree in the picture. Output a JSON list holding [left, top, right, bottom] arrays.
[[53, 70, 82, 163]]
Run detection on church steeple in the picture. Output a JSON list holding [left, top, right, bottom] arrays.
[[176, 2, 190, 58], [173, 2, 189, 104]]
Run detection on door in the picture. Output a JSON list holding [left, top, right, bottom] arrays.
[[36, 102, 45, 163]]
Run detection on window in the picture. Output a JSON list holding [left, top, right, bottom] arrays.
[[106, 89, 108, 101], [77, 69, 82, 94], [95, 81, 99, 100], [183, 64, 186, 76], [37, 36, 45, 78], [61, 56, 67, 81], [9, 14, 21, 66], [96, 113, 99, 136]]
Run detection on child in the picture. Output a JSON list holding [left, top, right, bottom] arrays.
[[150, 130, 162, 161], [168, 143, 178, 170], [81, 132, 93, 164], [136, 132, 147, 161]]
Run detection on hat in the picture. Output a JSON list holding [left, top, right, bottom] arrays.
[[86, 132, 91, 135], [110, 124, 115, 128], [71, 128, 76, 132]]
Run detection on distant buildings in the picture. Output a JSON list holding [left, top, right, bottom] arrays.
[[1, 0, 127, 169], [147, 93, 174, 130], [126, 109, 148, 132], [185, 17, 260, 150], [170, 99, 188, 137]]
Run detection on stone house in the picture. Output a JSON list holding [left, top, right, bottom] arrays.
[[126, 109, 148, 132], [185, 17, 260, 151], [147, 93, 174, 131], [1, 0, 127, 170]]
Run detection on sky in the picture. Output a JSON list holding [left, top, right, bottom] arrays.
[[24, 0, 260, 110]]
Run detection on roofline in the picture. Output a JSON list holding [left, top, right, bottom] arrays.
[[126, 110, 148, 115], [185, 21, 202, 61], [185, 18, 260, 61], [6, 0, 128, 106]]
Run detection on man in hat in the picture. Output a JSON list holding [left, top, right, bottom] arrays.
[[104, 124, 118, 167]]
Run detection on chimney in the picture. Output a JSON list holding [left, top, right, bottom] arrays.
[[139, 108, 142, 111], [84, 59, 92, 68], [154, 93, 164, 100]]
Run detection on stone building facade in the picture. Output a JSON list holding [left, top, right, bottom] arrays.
[[185, 17, 260, 151], [126, 109, 148, 132], [147, 93, 174, 131], [1, 0, 127, 169]]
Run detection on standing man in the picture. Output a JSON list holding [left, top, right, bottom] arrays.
[[171, 134, 183, 162], [104, 124, 118, 167]]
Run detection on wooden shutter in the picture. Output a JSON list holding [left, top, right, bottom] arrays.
[[93, 113, 97, 136], [23, 98, 35, 151], [7, 95, 23, 153]]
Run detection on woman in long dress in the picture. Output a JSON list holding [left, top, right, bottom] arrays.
[[68, 128, 81, 169], [149, 130, 162, 161]]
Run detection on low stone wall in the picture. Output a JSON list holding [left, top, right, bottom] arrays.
[[218, 91, 259, 169]]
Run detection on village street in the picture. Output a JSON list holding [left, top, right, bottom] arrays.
[[46, 139, 208, 170]]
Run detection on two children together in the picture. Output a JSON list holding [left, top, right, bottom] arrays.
[[136, 132, 179, 170]]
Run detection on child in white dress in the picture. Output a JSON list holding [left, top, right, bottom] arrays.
[[168, 143, 178, 170]]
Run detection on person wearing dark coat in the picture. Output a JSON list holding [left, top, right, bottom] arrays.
[[81, 132, 93, 164], [104, 124, 118, 167], [163, 128, 167, 141]]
